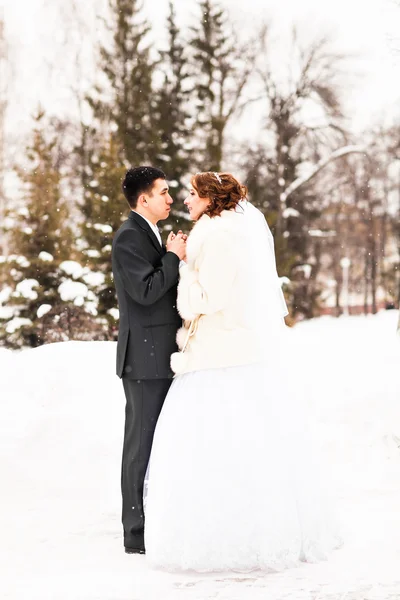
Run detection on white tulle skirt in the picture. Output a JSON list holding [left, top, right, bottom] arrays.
[[144, 362, 340, 572]]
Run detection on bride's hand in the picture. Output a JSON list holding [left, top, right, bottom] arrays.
[[177, 230, 188, 242]]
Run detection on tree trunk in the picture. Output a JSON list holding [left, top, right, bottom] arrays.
[[364, 249, 370, 315], [370, 237, 377, 314]]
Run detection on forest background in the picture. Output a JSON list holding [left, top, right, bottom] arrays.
[[0, 0, 399, 348]]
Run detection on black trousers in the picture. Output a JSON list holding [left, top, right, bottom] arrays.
[[121, 378, 172, 548]]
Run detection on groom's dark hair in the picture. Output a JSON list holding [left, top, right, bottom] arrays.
[[122, 166, 166, 209]]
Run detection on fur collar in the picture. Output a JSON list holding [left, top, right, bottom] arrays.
[[186, 209, 244, 266]]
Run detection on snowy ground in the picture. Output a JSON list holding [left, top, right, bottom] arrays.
[[1, 311, 400, 600]]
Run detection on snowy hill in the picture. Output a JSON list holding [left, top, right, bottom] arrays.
[[1, 312, 400, 600]]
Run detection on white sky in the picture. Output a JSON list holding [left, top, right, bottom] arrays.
[[1, 0, 400, 146]]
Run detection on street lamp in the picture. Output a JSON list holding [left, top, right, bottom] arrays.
[[340, 257, 351, 316]]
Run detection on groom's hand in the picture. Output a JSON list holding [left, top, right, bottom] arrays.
[[167, 231, 186, 260], [167, 231, 176, 243]]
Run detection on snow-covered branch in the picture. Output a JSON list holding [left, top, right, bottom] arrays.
[[280, 145, 368, 204]]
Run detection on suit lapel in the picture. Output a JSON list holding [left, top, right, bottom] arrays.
[[129, 211, 163, 255]]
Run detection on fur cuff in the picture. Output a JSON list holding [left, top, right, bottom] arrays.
[[177, 268, 199, 320]]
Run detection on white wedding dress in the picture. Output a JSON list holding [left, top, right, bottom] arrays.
[[144, 202, 340, 572]]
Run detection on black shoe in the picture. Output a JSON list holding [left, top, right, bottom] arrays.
[[125, 546, 145, 555]]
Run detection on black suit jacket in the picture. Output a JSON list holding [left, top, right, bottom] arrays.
[[112, 211, 181, 380]]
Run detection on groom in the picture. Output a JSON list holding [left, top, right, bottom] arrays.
[[112, 166, 186, 554]]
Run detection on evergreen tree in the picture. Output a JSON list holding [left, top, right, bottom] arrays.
[[0, 111, 100, 348], [79, 1, 175, 329], [79, 133, 128, 336], [190, 0, 254, 171], [88, 0, 158, 165], [153, 0, 192, 233]]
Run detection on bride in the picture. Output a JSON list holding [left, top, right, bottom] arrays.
[[144, 171, 339, 572]]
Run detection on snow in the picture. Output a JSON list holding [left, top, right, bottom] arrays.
[[0, 306, 14, 319], [14, 255, 30, 268], [15, 278, 39, 300], [108, 307, 120, 320], [5, 316, 33, 333], [58, 280, 89, 302], [0, 311, 399, 599], [37, 304, 52, 318], [4, 216, 15, 230], [308, 229, 336, 238], [293, 264, 312, 278], [38, 251, 54, 262], [59, 260, 84, 278], [0, 285, 12, 304], [94, 223, 113, 234], [59, 261, 106, 288], [84, 301, 98, 315], [3, 254, 31, 268], [282, 207, 300, 218], [280, 145, 367, 204], [82, 271, 106, 287], [279, 276, 290, 286], [86, 249, 101, 258]]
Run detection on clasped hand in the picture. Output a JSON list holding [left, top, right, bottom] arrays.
[[166, 230, 187, 261]]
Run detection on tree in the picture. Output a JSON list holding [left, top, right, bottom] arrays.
[[0, 13, 9, 264], [0, 112, 101, 348], [245, 29, 348, 317], [309, 135, 398, 317], [385, 123, 400, 306], [190, 0, 255, 171], [78, 0, 161, 334], [152, 0, 193, 233], [78, 132, 128, 336], [88, 0, 158, 166]]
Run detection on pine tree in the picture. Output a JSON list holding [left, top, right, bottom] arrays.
[[88, 0, 158, 165], [79, 1, 171, 329], [0, 112, 102, 348], [190, 0, 254, 171], [153, 1, 192, 234], [79, 133, 128, 336]]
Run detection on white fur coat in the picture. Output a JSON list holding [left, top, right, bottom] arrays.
[[170, 209, 263, 375]]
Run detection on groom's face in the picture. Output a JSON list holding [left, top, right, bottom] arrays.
[[144, 178, 173, 222]]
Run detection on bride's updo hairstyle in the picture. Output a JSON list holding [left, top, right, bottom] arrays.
[[191, 172, 248, 218]]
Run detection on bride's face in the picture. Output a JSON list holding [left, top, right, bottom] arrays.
[[184, 186, 210, 221]]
